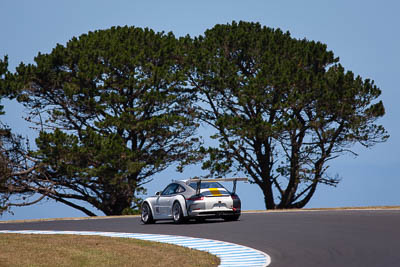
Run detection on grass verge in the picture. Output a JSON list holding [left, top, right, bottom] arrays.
[[0, 234, 220, 267]]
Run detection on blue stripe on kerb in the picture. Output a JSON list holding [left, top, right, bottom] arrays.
[[0, 230, 271, 267]]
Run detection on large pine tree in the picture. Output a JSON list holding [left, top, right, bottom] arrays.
[[188, 21, 388, 209], [2, 26, 199, 216]]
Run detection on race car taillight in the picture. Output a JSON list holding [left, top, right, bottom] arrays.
[[188, 195, 204, 201]]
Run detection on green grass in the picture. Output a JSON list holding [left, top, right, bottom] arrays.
[[0, 234, 220, 267]]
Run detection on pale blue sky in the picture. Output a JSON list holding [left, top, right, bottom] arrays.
[[1, 0, 399, 220]]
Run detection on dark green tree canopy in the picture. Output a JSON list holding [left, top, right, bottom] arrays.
[[0, 56, 9, 115], [189, 21, 388, 209], [4, 26, 199, 215]]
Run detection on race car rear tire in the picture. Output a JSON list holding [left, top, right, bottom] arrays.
[[141, 202, 155, 224], [172, 201, 185, 224]]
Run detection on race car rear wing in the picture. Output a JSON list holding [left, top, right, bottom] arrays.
[[186, 178, 248, 195]]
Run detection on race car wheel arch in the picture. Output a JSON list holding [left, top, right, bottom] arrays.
[[172, 201, 185, 224], [141, 201, 155, 224], [174, 194, 189, 217]]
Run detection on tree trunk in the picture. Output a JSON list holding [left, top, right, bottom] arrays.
[[260, 180, 276, 209]]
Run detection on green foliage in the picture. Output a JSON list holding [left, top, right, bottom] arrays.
[[0, 56, 9, 115], [0, 121, 40, 215], [0, 56, 12, 213], [6, 26, 199, 215], [189, 21, 388, 209]]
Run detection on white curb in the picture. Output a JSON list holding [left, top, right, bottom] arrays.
[[0, 230, 271, 267]]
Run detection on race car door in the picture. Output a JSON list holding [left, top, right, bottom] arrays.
[[155, 183, 179, 219]]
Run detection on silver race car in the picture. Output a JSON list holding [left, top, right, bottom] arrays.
[[141, 178, 248, 224]]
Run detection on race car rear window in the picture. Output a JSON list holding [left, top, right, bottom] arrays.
[[188, 182, 225, 190]]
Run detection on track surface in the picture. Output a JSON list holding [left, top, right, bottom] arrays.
[[1, 210, 399, 267]]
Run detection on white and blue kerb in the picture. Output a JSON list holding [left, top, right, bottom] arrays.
[[0, 230, 271, 267]]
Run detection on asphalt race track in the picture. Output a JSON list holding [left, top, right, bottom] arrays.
[[1, 210, 399, 267]]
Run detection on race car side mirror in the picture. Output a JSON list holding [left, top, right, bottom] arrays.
[[155, 191, 161, 196]]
